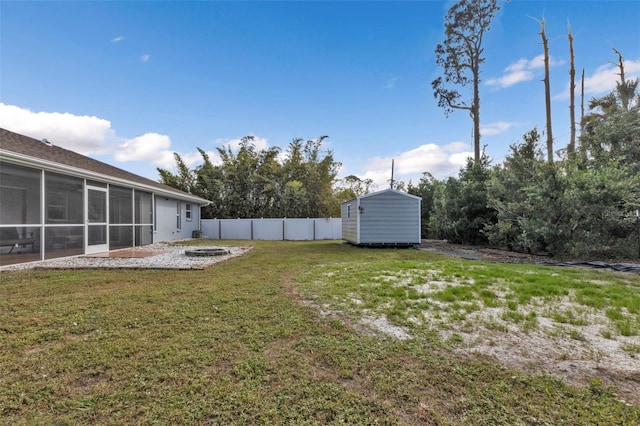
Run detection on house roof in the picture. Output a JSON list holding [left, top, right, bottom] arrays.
[[341, 188, 422, 205], [0, 127, 209, 205]]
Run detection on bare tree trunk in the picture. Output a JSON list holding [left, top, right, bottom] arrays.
[[580, 68, 585, 135], [568, 23, 576, 156], [612, 48, 629, 111], [473, 77, 481, 163], [540, 19, 554, 163]]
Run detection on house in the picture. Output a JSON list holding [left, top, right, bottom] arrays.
[[0, 128, 209, 267], [341, 188, 421, 246]]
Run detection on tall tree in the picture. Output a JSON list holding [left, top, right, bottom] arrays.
[[407, 173, 439, 238], [539, 18, 554, 162], [432, 0, 502, 163], [301, 136, 341, 217], [192, 148, 224, 218], [580, 50, 640, 172], [158, 153, 195, 193], [580, 68, 585, 136], [429, 151, 496, 244], [334, 175, 375, 204], [611, 48, 637, 113], [567, 21, 576, 156]]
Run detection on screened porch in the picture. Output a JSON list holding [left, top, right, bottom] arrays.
[[0, 161, 154, 267]]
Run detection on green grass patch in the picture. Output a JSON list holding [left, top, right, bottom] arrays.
[[1, 240, 639, 424], [621, 343, 640, 355], [550, 308, 589, 326], [299, 251, 640, 337]]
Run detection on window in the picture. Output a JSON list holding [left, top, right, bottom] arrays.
[[185, 203, 192, 221], [153, 197, 157, 232], [176, 201, 181, 231]]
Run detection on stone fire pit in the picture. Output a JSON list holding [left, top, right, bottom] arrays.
[[184, 248, 231, 257]]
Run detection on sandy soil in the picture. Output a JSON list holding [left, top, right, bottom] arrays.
[[414, 240, 640, 405]]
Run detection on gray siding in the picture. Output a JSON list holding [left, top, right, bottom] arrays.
[[359, 190, 420, 244], [155, 198, 200, 242], [341, 201, 358, 244], [182, 201, 200, 238]]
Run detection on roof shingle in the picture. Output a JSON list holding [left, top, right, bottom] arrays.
[[0, 127, 207, 203]]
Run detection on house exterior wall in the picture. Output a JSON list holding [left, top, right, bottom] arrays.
[[0, 159, 205, 267], [184, 200, 201, 238], [1, 129, 208, 267], [342, 189, 421, 246], [154, 197, 200, 242], [341, 200, 359, 244]]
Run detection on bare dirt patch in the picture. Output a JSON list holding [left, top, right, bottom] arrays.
[[443, 298, 640, 405], [415, 240, 640, 405], [301, 241, 639, 405], [420, 239, 561, 264]]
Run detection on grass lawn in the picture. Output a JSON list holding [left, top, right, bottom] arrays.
[[1, 240, 639, 425]]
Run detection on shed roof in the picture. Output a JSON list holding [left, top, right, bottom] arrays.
[[341, 188, 422, 205], [0, 127, 209, 205]]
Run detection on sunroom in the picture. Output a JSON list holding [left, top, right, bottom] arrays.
[[0, 128, 209, 267]]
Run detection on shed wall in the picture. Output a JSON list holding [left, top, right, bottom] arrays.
[[359, 191, 420, 244], [341, 201, 358, 244]]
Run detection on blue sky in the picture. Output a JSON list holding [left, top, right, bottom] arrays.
[[1, 0, 639, 189]]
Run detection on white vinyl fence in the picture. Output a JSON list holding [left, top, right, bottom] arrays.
[[201, 218, 342, 241]]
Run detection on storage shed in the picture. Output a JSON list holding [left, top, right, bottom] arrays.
[[341, 188, 421, 246]]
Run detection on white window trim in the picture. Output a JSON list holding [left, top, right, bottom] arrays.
[[176, 201, 182, 231]]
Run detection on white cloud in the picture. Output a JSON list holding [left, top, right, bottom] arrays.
[[359, 142, 472, 187], [116, 134, 223, 173], [0, 103, 226, 179], [217, 135, 270, 152], [183, 150, 218, 167], [0, 103, 276, 175], [140, 54, 150, 62], [486, 54, 563, 89], [556, 58, 640, 100], [111, 35, 125, 43], [115, 133, 172, 163], [0, 103, 113, 155], [442, 141, 470, 152], [481, 121, 515, 136]]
